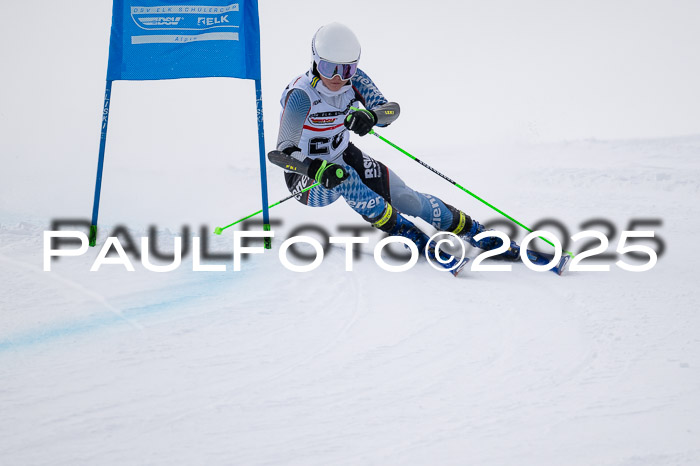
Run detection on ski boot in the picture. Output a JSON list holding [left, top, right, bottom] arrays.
[[370, 203, 429, 251], [446, 206, 520, 261], [370, 204, 469, 276]]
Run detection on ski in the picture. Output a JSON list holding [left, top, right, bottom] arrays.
[[426, 242, 471, 277], [523, 249, 572, 276], [455, 236, 571, 276]]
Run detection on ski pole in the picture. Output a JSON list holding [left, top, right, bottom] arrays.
[[214, 182, 320, 235], [357, 119, 573, 256]]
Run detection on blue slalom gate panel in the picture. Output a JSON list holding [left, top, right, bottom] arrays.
[[107, 0, 261, 81]]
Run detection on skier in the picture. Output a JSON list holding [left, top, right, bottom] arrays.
[[273, 22, 520, 263]]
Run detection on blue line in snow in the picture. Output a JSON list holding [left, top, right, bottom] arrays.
[[0, 274, 237, 354]]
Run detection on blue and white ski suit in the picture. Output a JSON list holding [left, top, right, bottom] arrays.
[[276, 69, 455, 229]]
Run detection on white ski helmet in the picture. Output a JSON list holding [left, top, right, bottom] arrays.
[[311, 22, 361, 80]]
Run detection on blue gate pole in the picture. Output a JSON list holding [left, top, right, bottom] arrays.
[[255, 78, 272, 249], [89, 80, 113, 247]]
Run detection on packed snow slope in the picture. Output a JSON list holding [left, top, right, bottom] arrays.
[[2, 1, 700, 465], [2, 135, 699, 465]]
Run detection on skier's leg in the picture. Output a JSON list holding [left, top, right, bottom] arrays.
[[341, 144, 454, 229], [382, 165, 521, 260], [386, 167, 454, 229], [333, 164, 432, 251], [285, 171, 342, 207], [339, 144, 490, 255], [284, 168, 430, 251], [442, 206, 520, 260]]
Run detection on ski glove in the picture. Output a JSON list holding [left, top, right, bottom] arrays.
[[344, 109, 377, 137], [308, 159, 349, 189]]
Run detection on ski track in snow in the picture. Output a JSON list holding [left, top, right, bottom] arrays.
[[2, 137, 700, 465]]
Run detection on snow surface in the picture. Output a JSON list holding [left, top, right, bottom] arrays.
[[2, 1, 700, 465]]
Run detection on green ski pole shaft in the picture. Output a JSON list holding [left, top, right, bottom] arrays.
[[366, 127, 572, 256], [214, 182, 321, 235]]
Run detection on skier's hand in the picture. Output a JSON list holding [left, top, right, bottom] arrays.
[[344, 109, 376, 136], [308, 159, 349, 189]]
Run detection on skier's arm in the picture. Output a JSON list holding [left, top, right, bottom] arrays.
[[371, 102, 401, 127], [268, 149, 348, 189], [277, 88, 311, 159], [350, 69, 401, 127]]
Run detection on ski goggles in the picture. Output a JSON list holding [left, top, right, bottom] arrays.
[[316, 59, 358, 80]]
